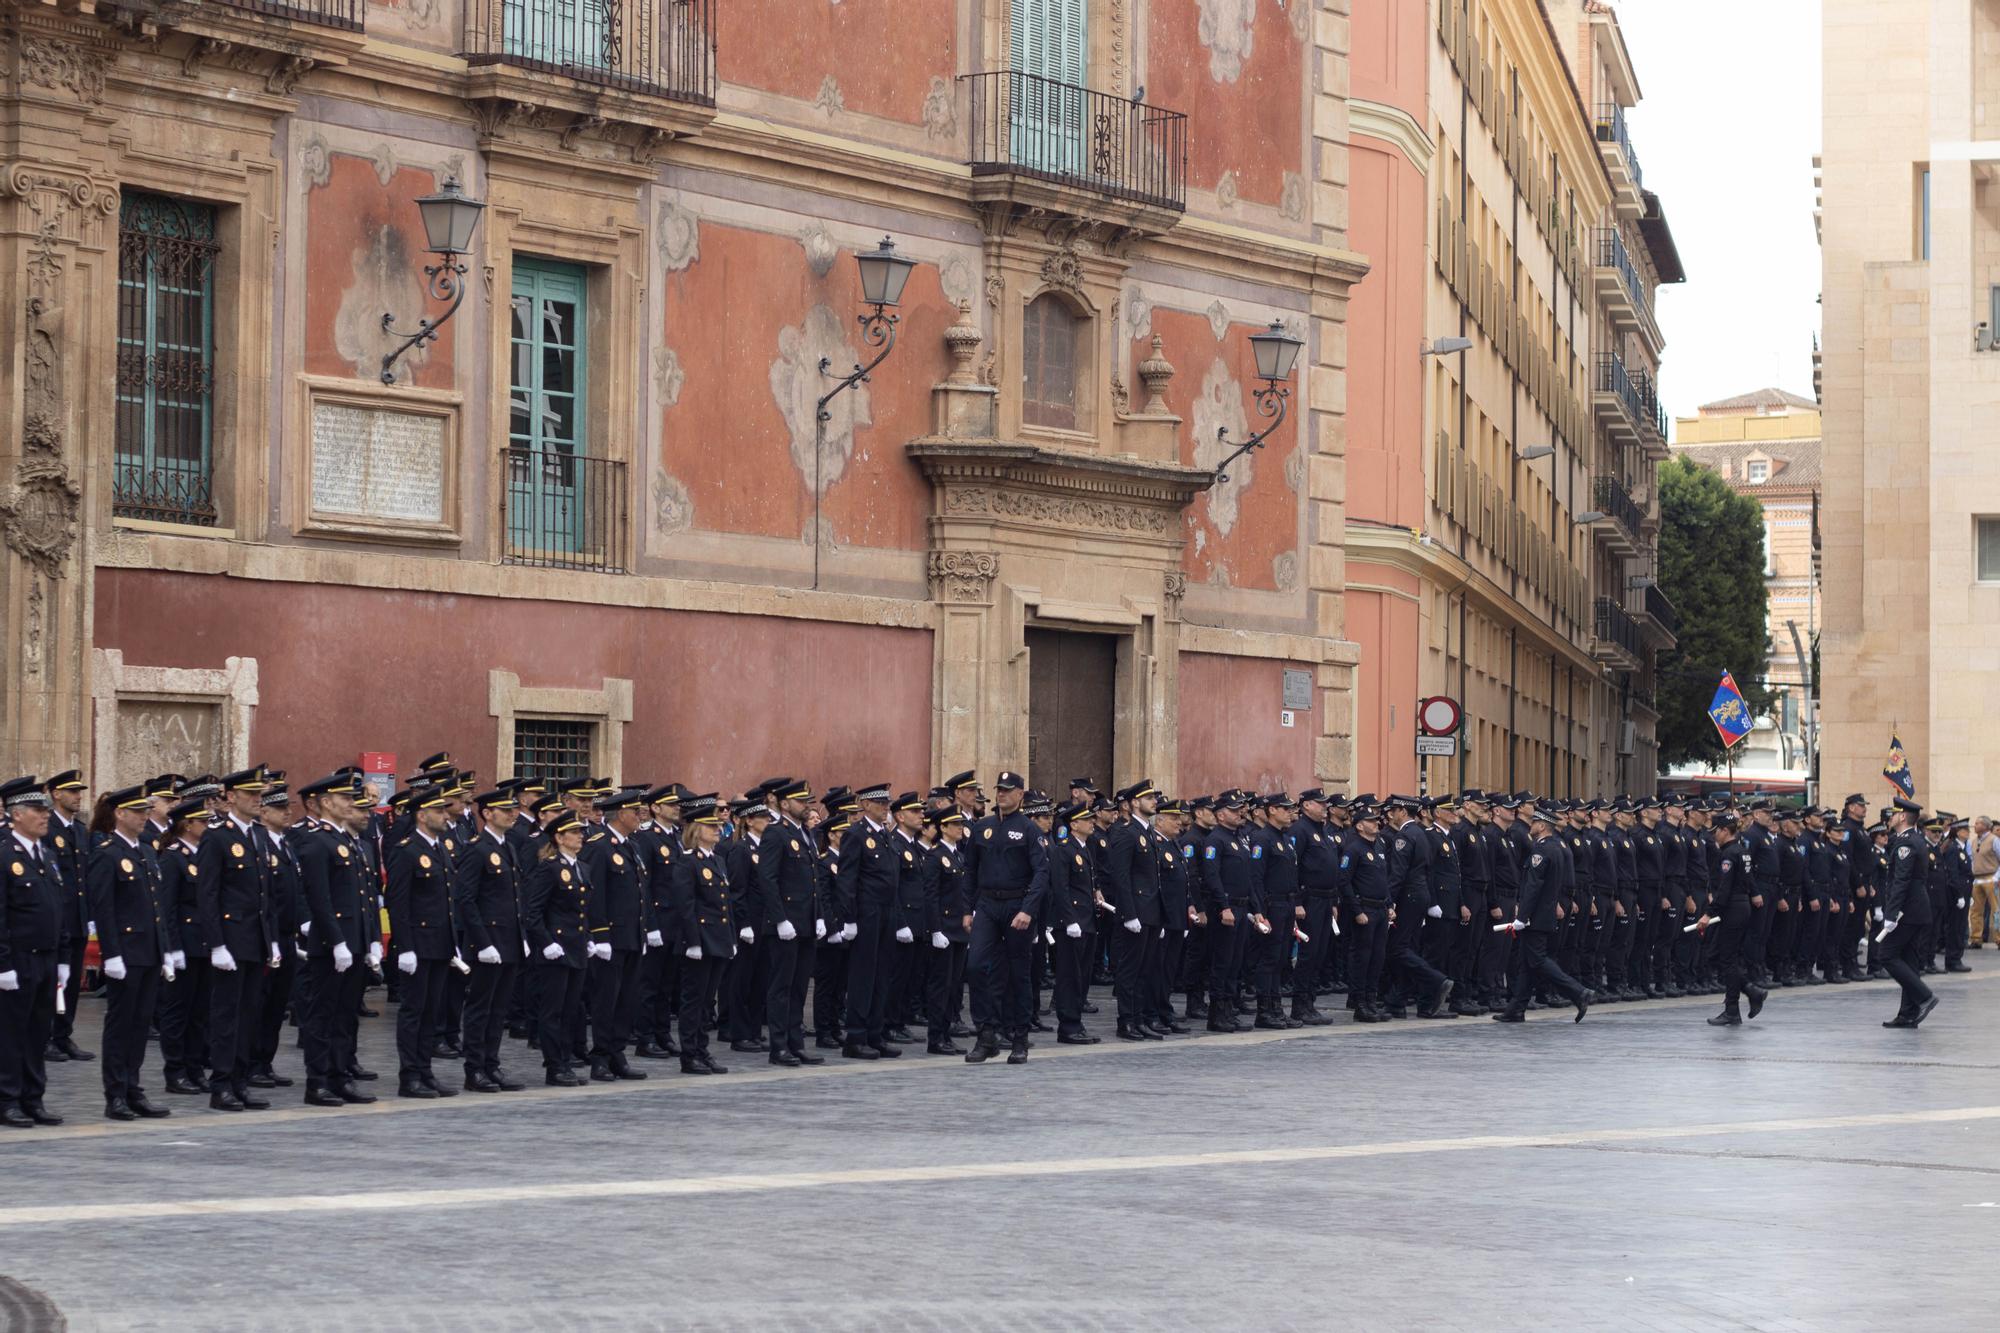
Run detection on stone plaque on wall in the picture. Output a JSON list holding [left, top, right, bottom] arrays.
[[1283, 668, 1313, 712], [311, 400, 445, 523], [116, 699, 223, 782]]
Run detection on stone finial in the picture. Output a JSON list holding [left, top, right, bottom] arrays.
[[1137, 335, 1175, 414], [944, 298, 982, 386]]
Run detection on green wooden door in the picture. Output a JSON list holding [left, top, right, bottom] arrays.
[[1009, 0, 1088, 175], [507, 259, 589, 560]]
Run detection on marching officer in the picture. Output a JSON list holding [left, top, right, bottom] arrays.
[[1290, 790, 1342, 1026], [1491, 808, 1590, 1024], [456, 788, 527, 1093], [671, 793, 734, 1075], [196, 767, 278, 1112], [964, 772, 1048, 1065], [1878, 798, 1939, 1028], [523, 807, 592, 1086], [1696, 811, 1768, 1026], [1384, 796, 1451, 1018], [757, 778, 825, 1067], [42, 771, 91, 1065], [1106, 781, 1168, 1040], [86, 785, 179, 1119], [386, 787, 462, 1099], [0, 777, 71, 1128]]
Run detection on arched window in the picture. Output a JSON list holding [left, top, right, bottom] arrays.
[[1022, 293, 1079, 430]]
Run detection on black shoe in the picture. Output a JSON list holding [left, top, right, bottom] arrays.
[[1057, 1032, 1100, 1045], [398, 1081, 440, 1100], [1826, 972, 1849, 985], [1252, 1014, 1288, 1030], [507, 1024, 531, 1040], [948, 1023, 977, 1039], [633, 1041, 673, 1060], [246, 1071, 278, 1089], [1136, 1023, 1164, 1040], [336, 1081, 377, 1104], [165, 1074, 207, 1096], [814, 1035, 845, 1050], [545, 1069, 582, 1087], [304, 1084, 346, 1108], [0, 1106, 34, 1128], [965, 1037, 1001, 1064], [43, 1043, 69, 1063], [464, 1071, 501, 1093], [1081, 1001, 1099, 1015], [358, 1005, 380, 1019], [729, 1039, 763, 1054], [1911, 996, 1939, 1026], [869, 1042, 902, 1059], [1948, 962, 1972, 973], [130, 1093, 171, 1119], [589, 1062, 617, 1084], [1294, 1010, 1333, 1027], [612, 1062, 648, 1081], [884, 1027, 916, 1044], [422, 1076, 458, 1099], [1573, 994, 1590, 1023], [105, 1098, 138, 1122], [679, 1058, 712, 1075], [1746, 985, 1769, 1020], [925, 1041, 964, 1056], [1028, 1018, 1051, 1033], [1186, 1002, 1209, 1020], [1117, 1024, 1145, 1042], [769, 1049, 802, 1067], [842, 1042, 879, 1060], [56, 1037, 93, 1062], [1006, 1040, 1030, 1065], [209, 1089, 246, 1113], [1883, 1014, 1916, 1028], [1707, 1012, 1742, 1026], [1206, 1017, 1242, 1033], [1490, 1010, 1525, 1023], [351, 1067, 380, 1081], [263, 1066, 295, 1088], [493, 1071, 526, 1091], [699, 1055, 729, 1075], [428, 1042, 459, 1059], [1162, 1019, 1192, 1034]]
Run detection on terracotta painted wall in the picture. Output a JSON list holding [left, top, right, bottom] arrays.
[[304, 155, 457, 392], [1344, 578, 1422, 795], [1146, 0, 1307, 208], [658, 221, 951, 552], [1145, 307, 1300, 592], [1349, 0, 1427, 119], [1345, 138, 1427, 529], [94, 569, 934, 796], [719, 0, 955, 125], [1175, 651, 1315, 794]]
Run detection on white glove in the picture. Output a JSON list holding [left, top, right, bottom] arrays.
[[778, 920, 797, 942], [815, 918, 827, 940], [165, 961, 180, 981], [590, 942, 612, 961], [269, 943, 283, 968], [367, 942, 383, 967], [398, 951, 418, 975], [211, 945, 237, 972], [100, 957, 124, 982], [1123, 918, 1142, 934], [1426, 904, 1444, 919], [169, 951, 186, 971], [333, 942, 354, 973], [1043, 928, 1055, 945], [1065, 921, 1083, 940], [300, 921, 311, 936], [0, 971, 16, 992], [477, 946, 502, 965], [931, 931, 949, 950], [86, 921, 96, 938], [895, 926, 914, 944], [1513, 920, 1528, 931], [1873, 906, 1885, 922], [686, 945, 703, 960], [542, 942, 565, 961], [1959, 899, 1968, 909], [739, 926, 755, 944], [646, 930, 664, 947], [841, 922, 857, 942]]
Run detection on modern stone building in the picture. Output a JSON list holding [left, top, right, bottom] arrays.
[[1821, 0, 2000, 812], [0, 1, 1371, 795], [1345, 0, 1681, 798], [1670, 389, 1822, 785]]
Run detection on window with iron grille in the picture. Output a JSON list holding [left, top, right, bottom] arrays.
[[1021, 293, 1079, 430], [513, 718, 594, 786], [115, 191, 220, 527]]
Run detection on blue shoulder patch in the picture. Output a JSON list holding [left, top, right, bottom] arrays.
[[1204, 845, 1217, 860], [1251, 844, 1263, 860], [1340, 855, 1350, 870], [1182, 844, 1195, 858]]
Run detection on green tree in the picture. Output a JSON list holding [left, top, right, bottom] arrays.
[[1655, 455, 1772, 767]]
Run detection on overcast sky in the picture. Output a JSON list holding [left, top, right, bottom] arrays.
[[1612, 0, 1823, 425]]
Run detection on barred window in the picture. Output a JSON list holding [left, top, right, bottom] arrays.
[[115, 191, 219, 526], [513, 718, 594, 786], [1022, 293, 1079, 430]]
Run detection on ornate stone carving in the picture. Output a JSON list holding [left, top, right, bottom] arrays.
[[797, 220, 838, 277], [181, 36, 229, 81], [22, 577, 45, 682], [943, 300, 982, 386], [928, 550, 1000, 604], [300, 133, 332, 190], [1215, 170, 1240, 211], [1197, 0, 1257, 83], [23, 296, 66, 459], [1039, 246, 1084, 296], [945, 487, 1171, 536], [557, 114, 607, 153], [466, 99, 560, 139], [1137, 336, 1176, 414], [1205, 299, 1231, 341], [1163, 570, 1187, 616], [983, 269, 1004, 309], [630, 126, 675, 167], [657, 194, 700, 272], [21, 38, 110, 103], [1, 457, 83, 579]]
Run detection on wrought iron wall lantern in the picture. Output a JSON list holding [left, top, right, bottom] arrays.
[[379, 177, 487, 385]]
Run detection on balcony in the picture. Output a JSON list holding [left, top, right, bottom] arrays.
[[113, 459, 218, 528], [1592, 228, 1651, 329], [463, 0, 717, 147], [1631, 366, 1671, 457], [962, 69, 1187, 231], [220, 0, 363, 29], [1637, 581, 1678, 648], [1593, 351, 1643, 446], [1590, 473, 1644, 555], [501, 447, 628, 573], [1595, 102, 1644, 216], [1593, 595, 1643, 671]]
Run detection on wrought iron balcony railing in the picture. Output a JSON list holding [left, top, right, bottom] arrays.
[[1643, 582, 1679, 639], [1595, 595, 1642, 661], [1592, 473, 1644, 544], [962, 69, 1187, 211], [219, 0, 364, 29], [465, 0, 715, 103], [1594, 227, 1650, 318], [1596, 351, 1643, 428], [502, 447, 628, 573], [1595, 102, 1643, 190]]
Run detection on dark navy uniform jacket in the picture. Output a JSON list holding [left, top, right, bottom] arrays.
[[1, 835, 69, 970], [965, 811, 1049, 917], [1199, 824, 1262, 914], [755, 817, 818, 936], [87, 834, 175, 967], [672, 848, 737, 960], [456, 828, 525, 960], [581, 829, 652, 953], [1102, 818, 1164, 927], [387, 831, 459, 960], [524, 854, 591, 968], [296, 826, 374, 958], [1517, 834, 1567, 931], [1342, 830, 1390, 910], [196, 814, 273, 960], [835, 819, 903, 920], [1048, 825, 1097, 934]]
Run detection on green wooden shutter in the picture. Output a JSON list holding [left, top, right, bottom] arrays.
[[1008, 0, 1088, 173], [507, 259, 590, 559]]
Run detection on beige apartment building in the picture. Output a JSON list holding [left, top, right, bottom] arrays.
[[1821, 0, 2000, 811]]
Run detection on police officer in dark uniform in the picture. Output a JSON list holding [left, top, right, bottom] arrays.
[[812, 791, 854, 1047], [1245, 793, 1300, 1030], [1105, 779, 1168, 1039], [386, 787, 463, 1099], [923, 807, 974, 1053], [758, 778, 825, 1067], [86, 785, 178, 1120], [293, 777, 371, 1106], [1341, 801, 1391, 1022], [1491, 808, 1590, 1023], [250, 783, 303, 1091], [1384, 796, 1451, 1018], [631, 784, 685, 1059], [0, 777, 71, 1128], [1448, 792, 1488, 1016], [41, 771, 91, 1064], [1696, 811, 1767, 1025], [1151, 798, 1198, 1032], [524, 807, 592, 1085], [1199, 791, 1261, 1032], [1836, 793, 1873, 981], [1047, 800, 1100, 1043], [156, 799, 213, 1095], [1479, 797, 1520, 1007], [1289, 791, 1340, 1026], [835, 782, 903, 1061], [580, 787, 654, 1082], [670, 794, 734, 1075], [456, 788, 527, 1093], [196, 767, 278, 1112], [1877, 799, 1939, 1027], [964, 772, 1048, 1065]]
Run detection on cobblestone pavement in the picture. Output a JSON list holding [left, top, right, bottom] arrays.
[[1, 971, 1995, 1331]]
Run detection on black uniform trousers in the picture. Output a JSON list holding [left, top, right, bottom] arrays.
[[1387, 899, 1446, 1005], [1451, 888, 1486, 995], [207, 963, 266, 1093], [1877, 922, 1935, 1017], [1205, 905, 1250, 1010], [679, 954, 726, 1057], [157, 953, 211, 1083], [923, 940, 965, 1044], [843, 901, 898, 1047], [1344, 907, 1390, 1011], [633, 948, 677, 1046], [536, 962, 587, 1074], [1052, 928, 1093, 1035], [1606, 893, 1638, 987], [1715, 904, 1754, 1013], [300, 955, 343, 1086], [724, 939, 768, 1042], [1111, 922, 1158, 1026], [1252, 901, 1295, 1014], [588, 948, 644, 1062], [0, 952, 56, 1109], [1180, 921, 1210, 1007], [462, 957, 518, 1080], [395, 959, 450, 1083], [1156, 927, 1189, 1022], [101, 965, 163, 1104], [1506, 927, 1587, 1011], [765, 932, 816, 1053], [50, 938, 85, 1049], [1293, 899, 1336, 1016], [253, 958, 295, 1074], [812, 939, 849, 1040], [1479, 899, 1515, 1000], [967, 897, 1033, 1040]]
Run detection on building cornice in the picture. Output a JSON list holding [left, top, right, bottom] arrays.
[[1350, 99, 1434, 174]]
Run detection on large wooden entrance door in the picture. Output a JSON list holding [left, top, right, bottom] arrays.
[[1026, 628, 1116, 796]]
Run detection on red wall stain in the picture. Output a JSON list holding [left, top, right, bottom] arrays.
[[1147, 3, 1305, 207], [304, 156, 456, 391], [1176, 652, 1316, 793], [94, 569, 934, 795], [661, 223, 943, 551], [1147, 307, 1298, 590], [720, 0, 952, 124]]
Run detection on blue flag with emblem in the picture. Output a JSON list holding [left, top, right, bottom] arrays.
[[1882, 734, 1915, 798], [1706, 670, 1753, 748]]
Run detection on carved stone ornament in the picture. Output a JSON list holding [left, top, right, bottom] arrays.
[[1039, 247, 1085, 297], [1137, 335, 1176, 414], [267, 53, 316, 97], [928, 550, 1000, 604], [20, 38, 110, 104], [1163, 570, 1188, 613], [946, 487, 1171, 536], [943, 299, 982, 386], [1, 458, 83, 579]]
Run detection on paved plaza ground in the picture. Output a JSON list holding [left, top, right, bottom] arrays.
[[0, 970, 1994, 1331]]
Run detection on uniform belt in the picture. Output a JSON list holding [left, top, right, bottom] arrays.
[[979, 890, 1024, 903]]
